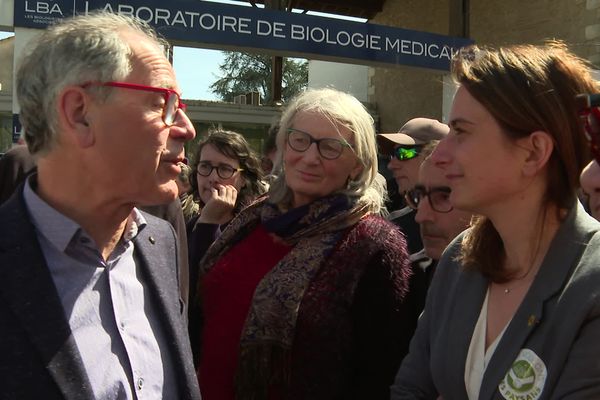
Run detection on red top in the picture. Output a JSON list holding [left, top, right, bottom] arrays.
[[197, 223, 292, 400]]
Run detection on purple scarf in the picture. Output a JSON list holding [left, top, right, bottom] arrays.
[[199, 194, 370, 399]]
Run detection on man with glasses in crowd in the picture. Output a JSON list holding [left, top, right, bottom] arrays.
[[403, 156, 473, 322], [377, 118, 449, 258], [0, 12, 201, 399]]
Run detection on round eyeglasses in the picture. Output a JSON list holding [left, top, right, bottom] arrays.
[[405, 185, 453, 213], [196, 161, 244, 179], [286, 128, 353, 160], [82, 81, 187, 126], [390, 145, 424, 161]]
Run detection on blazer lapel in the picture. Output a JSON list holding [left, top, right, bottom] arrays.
[[133, 221, 182, 332], [442, 267, 488, 399], [0, 192, 93, 400], [133, 219, 199, 399], [478, 203, 593, 400]]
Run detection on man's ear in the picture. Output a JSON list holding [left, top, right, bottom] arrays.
[[57, 86, 95, 148], [519, 130, 554, 177]]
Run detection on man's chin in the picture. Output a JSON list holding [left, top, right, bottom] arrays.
[[423, 238, 445, 258], [137, 184, 178, 207]]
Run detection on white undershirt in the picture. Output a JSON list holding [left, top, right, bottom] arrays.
[[465, 289, 510, 400]]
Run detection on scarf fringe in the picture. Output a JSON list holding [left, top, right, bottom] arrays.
[[234, 343, 291, 400]]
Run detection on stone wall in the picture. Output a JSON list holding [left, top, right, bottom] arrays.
[[370, 0, 450, 132], [369, 0, 596, 131]]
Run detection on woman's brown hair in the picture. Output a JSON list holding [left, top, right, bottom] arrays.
[[455, 42, 598, 282]]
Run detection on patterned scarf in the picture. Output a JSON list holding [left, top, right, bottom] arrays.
[[199, 194, 370, 399]]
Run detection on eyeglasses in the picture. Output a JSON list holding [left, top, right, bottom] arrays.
[[286, 128, 352, 160], [405, 185, 453, 213], [390, 146, 424, 161], [82, 81, 187, 126], [577, 93, 600, 164], [196, 161, 243, 179]]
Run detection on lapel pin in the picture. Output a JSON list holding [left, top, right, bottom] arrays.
[[148, 236, 156, 244], [527, 315, 537, 327]]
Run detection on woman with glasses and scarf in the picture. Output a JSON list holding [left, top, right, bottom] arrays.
[[392, 42, 600, 399], [194, 88, 411, 399]]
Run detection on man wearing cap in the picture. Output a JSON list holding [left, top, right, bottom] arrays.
[[376, 118, 449, 259], [376, 119, 449, 363]]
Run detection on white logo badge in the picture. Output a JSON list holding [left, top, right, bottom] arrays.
[[499, 348, 547, 400]]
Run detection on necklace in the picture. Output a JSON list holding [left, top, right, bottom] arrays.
[[500, 255, 542, 295], [499, 271, 537, 294]]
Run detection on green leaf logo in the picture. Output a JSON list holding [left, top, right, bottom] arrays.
[[499, 349, 547, 400]]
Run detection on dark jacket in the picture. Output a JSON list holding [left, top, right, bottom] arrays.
[[0, 188, 201, 400], [287, 215, 412, 399], [0, 145, 36, 205], [392, 202, 600, 399]]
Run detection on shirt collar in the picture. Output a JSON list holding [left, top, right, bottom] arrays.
[[410, 248, 433, 270], [124, 208, 147, 241], [23, 175, 147, 251], [23, 175, 81, 253]]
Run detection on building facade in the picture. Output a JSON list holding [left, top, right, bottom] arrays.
[[369, 0, 598, 132]]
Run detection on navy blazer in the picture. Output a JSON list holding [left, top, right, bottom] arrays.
[[0, 188, 201, 399], [392, 202, 600, 399]]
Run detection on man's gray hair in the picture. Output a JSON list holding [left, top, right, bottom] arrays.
[[16, 11, 167, 156], [269, 87, 385, 213]]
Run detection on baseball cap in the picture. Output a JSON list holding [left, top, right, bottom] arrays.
[[377, 118, 449, 154]]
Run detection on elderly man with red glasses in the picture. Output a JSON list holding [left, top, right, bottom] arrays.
[[376, 118, 449, 259], [0, 12, 200, 400]]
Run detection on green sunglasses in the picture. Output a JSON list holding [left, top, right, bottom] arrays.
[[390, 145, 423, 161]]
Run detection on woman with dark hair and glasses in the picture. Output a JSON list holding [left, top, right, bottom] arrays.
[[193, 88, 411, 399], [188, 130, 266, 221], [392, 42, 600, 399], [186, 130, 266, 325], [187, 129, 266, 249]]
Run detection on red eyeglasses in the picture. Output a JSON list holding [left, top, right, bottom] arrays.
[[577, 93, 600, 164], [83, 81, 187, 126]]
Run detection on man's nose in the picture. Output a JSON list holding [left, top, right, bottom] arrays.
[[415, 196, 435, 224], [170, 109, 196, 141]]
